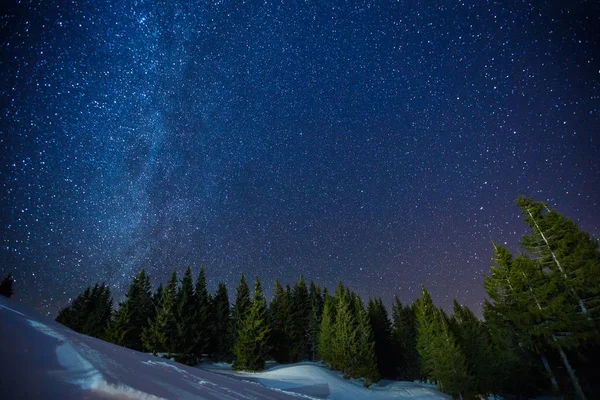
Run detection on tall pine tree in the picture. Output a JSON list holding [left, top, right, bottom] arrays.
[[268, 279, 292, 363], [232, 277, 270, 371], [391, 297, 420, 381], [353, 295, 380, 385], [331, 282, 356, 377], [308, 281, 324, 361], [194, 266, 211, 359], [105, 270, 153, 350], [319, 290, 335, 366], [451, 299, 494, 398], [142, 271, 178, 354], [368, 297, 394, 378], [290, 275, 311, 362], [232, 273, 251, 348], [415, 286, 468, 397], [209, 282, 232, 361], [56, 283, 112, 339], [176, 266, 198, 361]]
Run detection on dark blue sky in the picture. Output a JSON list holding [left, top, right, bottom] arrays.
[[2, 0, 599, 316]]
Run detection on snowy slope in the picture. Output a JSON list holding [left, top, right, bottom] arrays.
[[0, 297, 299, 399], [201, 362, 450, 399]]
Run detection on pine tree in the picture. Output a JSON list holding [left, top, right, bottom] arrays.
[[353, 295, 380, 386], [268, 279, 292, 363], [517, 196, 600, 327], [391, 297, 420, 381], [451, 299, 494, 398], [232, 277, 270, 371], [290, 275, 311, 362], [176, 266, 198, 361], [153, 283, 164, 309], [318, 291, 335, 366], [331, 282, 356, 377], [368, 297, 394, 378], [83, 283, 113, 338], [142, 271, 178, 354], [56, 283, 112, 339], [57, 286, 91, 331], [415, 286, 438, 382], [193, 266, 211, 359], [232, 273, 251, 347], [210, 282, 232, 361], [105, 270, 153, 350], [415, 286, 469, 396], [308, 281, 323, 361], [484, 244, 564, 396], [0, 274, 15, 298], [516, 196, 599, 400], [433, 309, 469, 398]]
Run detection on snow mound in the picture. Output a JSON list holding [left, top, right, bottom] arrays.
[[201, 361, 450, 399]]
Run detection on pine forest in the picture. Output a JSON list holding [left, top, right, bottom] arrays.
[[52, 197, 600, 399]]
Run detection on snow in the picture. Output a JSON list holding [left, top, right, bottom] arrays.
[[0, 296, 448, 399], [200, 361, 450, 399], [0, 297, 300, 399]]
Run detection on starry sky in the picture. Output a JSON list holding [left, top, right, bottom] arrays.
[[1, 0, 599, 316]]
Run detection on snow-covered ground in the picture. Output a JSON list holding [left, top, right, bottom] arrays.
[[0, 297, 300, 399], [200, 361, 449, 399], [0, 296, 448, 399]]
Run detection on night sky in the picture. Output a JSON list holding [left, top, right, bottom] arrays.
[[2, 1, 599, 317]]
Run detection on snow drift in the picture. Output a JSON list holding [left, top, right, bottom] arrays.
[[202, 361, 449, 399]]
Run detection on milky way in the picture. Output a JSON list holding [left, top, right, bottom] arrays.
[[2, 1, 599, 316]]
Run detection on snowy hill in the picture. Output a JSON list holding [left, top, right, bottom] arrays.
[[201, 362, 450, 399], [0, 296, 448, 399], [0, 297, 300, 399]]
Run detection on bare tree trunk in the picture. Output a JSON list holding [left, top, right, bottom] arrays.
[[553, 338, 587, 400], [541, 354, 559, 392]]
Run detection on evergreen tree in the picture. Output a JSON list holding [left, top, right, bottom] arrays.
[[56, 283, 112, 339], [194, 266, 211, 358], [83, 283, 113, 338], [415, 286, 469, 397], [0, 274, 15, 298], [153, 283, 164, 309], [368, 297, 394, 378], [268, 279, 292, 363], [517, 196, 600, 327], [308, 281, 324, 361], [232, 273, 251, 346], [331, 282, 356, 377], [232, 277, 270, 371], [415, 286, 439, 381], [290, 275, 311, 362], [142, 271, 178, 354], [57, 286, 91, 331], [105, 270, 153, 350], [433, 309, 469, 398], [176, 266, 198, 360], [391, 297, 420, 381], [484, 243, 585, 397], [517, 196, 599, 399], [318, 291, 335, 366], [353, 295, 380, 385], [209, 282, 232, 361], [451, 299, 494, 398]]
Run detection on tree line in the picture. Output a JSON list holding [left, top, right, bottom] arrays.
[[54, 196, 599, 399]]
